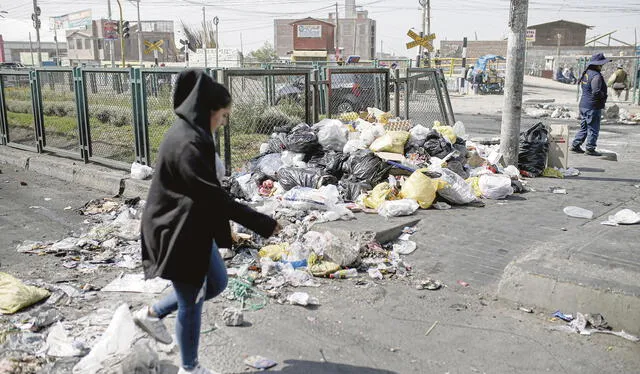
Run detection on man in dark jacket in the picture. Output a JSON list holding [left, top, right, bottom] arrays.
[[571, 52, 611, 156], [134, 69, 279, 374]]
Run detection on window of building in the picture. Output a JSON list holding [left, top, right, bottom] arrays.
[[97, 39, 103, 50], [68, 40, 75, 49], [76, 39, 82, 49], [85, 39, 91, 49]]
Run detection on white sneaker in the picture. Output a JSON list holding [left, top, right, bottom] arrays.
[[177, 365, 219, 374], [133, 306, 173, 344]]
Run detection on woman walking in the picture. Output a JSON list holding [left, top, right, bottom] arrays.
[[134, 69, 280, 374]]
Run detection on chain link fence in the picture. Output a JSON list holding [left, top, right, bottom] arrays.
[[223, 69, 310, 173], [404, 68, 453, 126], [325, 68, 389, 118], [1, 72, 37, 149], [82, 69, 135, 165], [36, 69, 80, 156]]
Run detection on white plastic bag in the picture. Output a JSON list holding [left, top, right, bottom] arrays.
[[317, 121, 348, 152], [287, 292, 320, 306], [409, 124, 430, 143], [254, 153, 283, 179], [360, 124, 386, 147], [478, 175, 514, 199], [502, 165, 520, 178], [436, 168, 477, 205], [47, 322, 85, 357], [281, 185, 341, 211], [377, 199, 420, 218], [601, 209, 640, 226], [236, 174, 260, 201], [130, 162, 153, 180], [452, 121, 467, 140], [343, 139, 367, 154], [281, 151, 306, 168]]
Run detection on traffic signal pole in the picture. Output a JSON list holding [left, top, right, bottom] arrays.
[[117, 0, 125, 67]]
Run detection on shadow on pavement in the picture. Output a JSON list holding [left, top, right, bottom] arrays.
[[245, 360, 397, 374], [570, 176, 640, 184]]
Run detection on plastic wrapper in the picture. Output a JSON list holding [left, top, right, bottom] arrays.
[[0, 272, 51, 314], [363, 182, 398, 209], [343, 138, 367, 154], [281, 151, 306, 168], [338, 181, 372, 202], [266, 133, 288, 154], [342, 150, 392, 185], [378, 199, 420, 218], [369, 131, 411, 154], [317, 120, 348, 152], [258, 243, 290, 261], [518, 122, 549, 177], [435, 167, 477, 205], [251, 153, 283, 180], [478, 174, 514, 199], [405, 125, 430, 152], [286, 124, 322, 155], [452, 121, 467, 140], [400, 170, 444, 209], [359, 124, 386, 147], [130, 162, 153, 180]]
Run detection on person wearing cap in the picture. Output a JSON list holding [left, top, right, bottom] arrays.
[[607, 63, 630, 101], [571, 52, 610, 156]]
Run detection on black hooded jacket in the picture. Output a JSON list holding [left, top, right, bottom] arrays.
[[141, 70, 277, 285]]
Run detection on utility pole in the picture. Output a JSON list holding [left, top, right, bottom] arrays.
[[134, 0, 143, 66], [426, 0, 431, 35], [418, 0, 426, 67], [500, 0, 529, 166], [29, 33, 35, 66], [54, 29, 60, 66], [240, 32, 244, 67], [335, 2, 340, 59], [555, 33, 561, 72], [108, 0, 115, 67], [213, 16, 219, 68], [203, 6, 208, 68], [32, 0, 42, 66], [116, 0, 125, 67]]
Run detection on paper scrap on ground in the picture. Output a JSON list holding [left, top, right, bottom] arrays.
[[101, 274, 171, 294], [563, 206, 593, 219]]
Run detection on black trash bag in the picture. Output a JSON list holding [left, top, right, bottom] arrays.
[[266, 133, 288, 154], [453, 138, 468, 160], [518, 122, 549, 177], [338, 181, 372, 202], [276, 167, 322, 191], [286, 124, 322, 155], [342, 150, 392, 185], [249, 153, 283, 180], [307, 151, 349, 179], [273, 122, 296, 134], [227, 177, 247, 200], [445, 160, 469, 179], [423, 130, 453, 159]]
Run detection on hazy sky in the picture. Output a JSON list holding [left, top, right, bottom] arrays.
[[1, 0, 638, 57]]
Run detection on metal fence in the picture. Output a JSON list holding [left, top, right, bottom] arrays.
[[0, 66, 454, 174], [222, 69, 311, 172]]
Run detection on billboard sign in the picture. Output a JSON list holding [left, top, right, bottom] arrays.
[[297, 25, 321, 38], [103, 20, 118, 40], [50, 9, 92, 31]]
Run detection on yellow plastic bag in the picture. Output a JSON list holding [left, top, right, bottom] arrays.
[[465, 177, 483, 197], [400, 170, 445, 209], [363, 182, 398, 209], [339, 112, 359, 122], [369, 131, 410, 154], [433, 121, 457, 143], [308, 253, 341, 277], [0, 272, 50, 315], [542, 167, 564, 179], [258, 243, 290, 261]]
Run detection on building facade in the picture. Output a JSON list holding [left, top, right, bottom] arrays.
[[526, 20, 591, 47], [1, 37, 68, 64]]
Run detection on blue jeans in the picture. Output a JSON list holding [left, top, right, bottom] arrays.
[[572, 108, 601, 151], [152, 243, 228, 370]]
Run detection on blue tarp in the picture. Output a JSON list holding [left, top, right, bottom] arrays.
[[473, 54, 505, 74]]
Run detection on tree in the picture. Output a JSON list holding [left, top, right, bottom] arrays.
[[180, 20, 217, 49], [248, 42, 279, 63]]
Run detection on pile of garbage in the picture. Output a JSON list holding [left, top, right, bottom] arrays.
[[524, 104, 579, 120], [605, 104, 640, 124]]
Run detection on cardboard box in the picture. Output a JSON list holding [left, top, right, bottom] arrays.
[[547, 124, 569, 169]]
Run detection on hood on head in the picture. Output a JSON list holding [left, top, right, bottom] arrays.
[[173, 69, 217, 132]]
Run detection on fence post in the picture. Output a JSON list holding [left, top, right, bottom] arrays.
[[405, 68, 410, 120], [312, 68, 320, 123], [222, 70, 232, 175], [0, 75, 8, 145], [29, 70, 44, 153], [131, 67, 150, 165], [393, 69, 400, 118], [74, 67, 91, 162]]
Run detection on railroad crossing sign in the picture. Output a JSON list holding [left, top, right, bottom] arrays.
[[406, 30, 435, 52], [144, 40, 164, 54]]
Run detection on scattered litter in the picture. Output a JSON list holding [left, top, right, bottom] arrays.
[[221, 307, 244, 327], [450, 303, 468, 311], [20, 181, 27, 186], [329, 269, 358, 279], [44, 197, 52, 201], [377, 199, 419, 218], [64, 206, 73, 210], [552, 311, 574, 322], [425, 320, 439, 336], [0, 272, 51, 314], [392, 240, 417, 255], [432, 202, 452, 210], [549, 187, 567, 194], [101, 273, 171, 294], [601, 209, 640, 226], [244, 355, 278, 370], [549, 312, 640, 342], [287, 292, 319, 307], [416, 279, 443, 290], [46, 322, 87, 357], [367, 268, 384, 280], [563, 206, 593, 219], [519, 307, 534, 313], [457, 280, 470, 287]]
